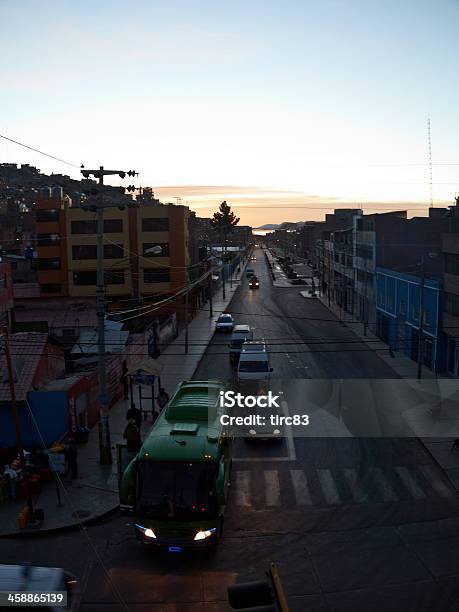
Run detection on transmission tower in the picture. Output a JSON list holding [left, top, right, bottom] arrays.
[[427, 115, 433, 208]]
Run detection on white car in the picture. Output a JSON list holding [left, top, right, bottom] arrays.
[[215, 313, 235, 332]]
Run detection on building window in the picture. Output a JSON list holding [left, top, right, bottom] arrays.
[[72, 245, 97, 260], [142, 217, 169, 232], [72, 244, 124, 260], [73, 270, 126, 285], [40, 283, 61, 294], [143, 243, 169, 257], [412, 304, 420, 321], [37, 258, 61, 270], [445, 253, 459, 276], [104, 219, 123, 233], [399, 299, 407, 316], [444, 292, 459, 317], [144, 268, 170, 283], [71, 220, 97, 235], [37, 233, 60, 246], [104, 270, 125, 284], [73, 271, 97, 286], [423, 309, 432, 326], [36, 209, 60, 222], [104, 244, 124, 259]]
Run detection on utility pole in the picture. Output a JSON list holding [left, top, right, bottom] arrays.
[[2, 326, 33, 515], [417, 254, 426, 380], [184, 270, 189, 354], [80, 166, 137, 464], [208, 269, 213, 318]]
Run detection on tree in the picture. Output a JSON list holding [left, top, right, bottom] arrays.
[[210, 201, 240, 261]]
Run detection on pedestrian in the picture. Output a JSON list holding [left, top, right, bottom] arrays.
[[66, 437, 78, 479], [157, 388, 169, 413], [126, 404, 142, 429], [123, 419, 142, 453], [120, 360, 129, 400]]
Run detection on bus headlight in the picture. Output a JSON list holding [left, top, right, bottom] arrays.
[[194, 528, 216, 541], [136, 524, 157, 539]]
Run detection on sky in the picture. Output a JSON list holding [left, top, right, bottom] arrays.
[[2, 0, 459, 226]]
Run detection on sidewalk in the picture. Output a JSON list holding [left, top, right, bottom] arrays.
[[0, 265, 248, 536], [307, 276, 459, 492]]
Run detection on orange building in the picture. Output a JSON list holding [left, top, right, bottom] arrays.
[[33, 195, 192, 321]]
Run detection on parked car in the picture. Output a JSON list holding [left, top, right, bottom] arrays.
[[215, 313, 235, 332], [0, 564, 80, 611], [249, 276, 260, 289], [229, 325, 254, 364]]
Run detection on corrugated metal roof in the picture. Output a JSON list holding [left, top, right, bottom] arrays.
[[71, 329, 129, 355], [0, 333, 48, 402]]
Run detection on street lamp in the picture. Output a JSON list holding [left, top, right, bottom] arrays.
[[143, 245, 162, 256]]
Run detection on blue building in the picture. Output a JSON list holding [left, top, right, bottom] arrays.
[[375, 267, 444, 373]]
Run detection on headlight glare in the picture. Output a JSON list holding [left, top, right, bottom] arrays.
[[194, 528, 216, 541], [144, 528, 156, 539]]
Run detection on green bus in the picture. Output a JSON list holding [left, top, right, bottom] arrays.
[[119, 380, 232, 551]]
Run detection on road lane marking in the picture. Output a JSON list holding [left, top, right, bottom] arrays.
[[395, 466, 426, 500], [343, 468, 368, 503], [418, 464, 453, 497], [264, 470, 281, 506], [370, 467, 399, 502], [235, 471, 251, 506], [317, 469, 341, 505], [290, 469, 313, 505]]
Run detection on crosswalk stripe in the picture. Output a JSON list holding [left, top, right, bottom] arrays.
[[290, 469, 313, 505], [395, 466, 426, 499], [235, 471, 251, 507], [418, 464, 453, 498], [343, 468, 368, 503], [370, 467, 399, 502], [264, 470, 281, 506], [317, 469, 341, 505]]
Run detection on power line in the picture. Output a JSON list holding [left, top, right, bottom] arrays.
[[0, 133, 82, 169]]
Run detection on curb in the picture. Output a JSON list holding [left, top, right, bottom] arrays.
[[416, 437, 459, 493], [0, 504, 120, 539]]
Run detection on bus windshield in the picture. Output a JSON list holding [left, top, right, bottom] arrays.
[[135, 461, 219, 520]]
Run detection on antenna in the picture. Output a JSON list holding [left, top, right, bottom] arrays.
[[427, 115, 433, 208]]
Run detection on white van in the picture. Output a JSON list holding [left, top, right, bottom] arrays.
[[229, 325, 254, 364], [237, 341, 272, 381], [0, 564, 80, 611]]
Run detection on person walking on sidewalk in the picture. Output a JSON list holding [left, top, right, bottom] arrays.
[[120, 360, 129, 400], [126, 404, 142, 429], [124, 419, 142, 453], [157, 388, 169, 413], [66, 437, 78, 479]]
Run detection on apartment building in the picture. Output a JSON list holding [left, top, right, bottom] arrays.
[[0, 261, 14, 327], [442, 208, 459, 376], [33, 195, 190, 308]]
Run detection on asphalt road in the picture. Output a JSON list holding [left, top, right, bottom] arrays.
[[2, 248, 459, 611], [194, 247, 399, 381]]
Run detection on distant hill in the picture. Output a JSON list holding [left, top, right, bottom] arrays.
[[254, 223, 280, 230]]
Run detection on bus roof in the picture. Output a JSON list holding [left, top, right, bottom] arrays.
[[139, 380, 226, 463]]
